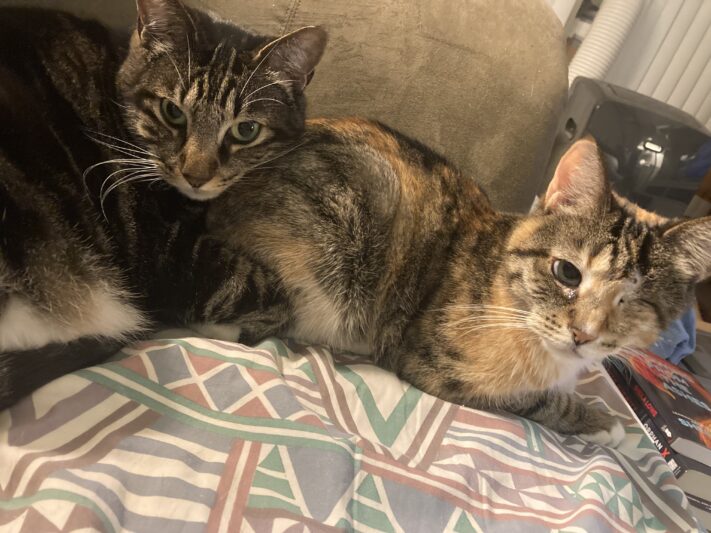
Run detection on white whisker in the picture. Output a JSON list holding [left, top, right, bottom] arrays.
[[239, 39, 282, 99], [99, 168, 155, 202], [83, 158, 156, 186], [163, 47, 186, 91], [100, 173, 161, 219], [186, 33, 192, 84], [86, 130, 157, 155], [241, 79, 298, 101], [243, 97, 287, 109], [85, 137, 156, 160], [249, 140, 308, 172]]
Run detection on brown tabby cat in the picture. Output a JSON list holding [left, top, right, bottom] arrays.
[[0, 1, 325, 409], [206, 119, 711, 445]]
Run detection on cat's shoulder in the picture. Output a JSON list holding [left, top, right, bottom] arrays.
[[305, 117, 451, 168]]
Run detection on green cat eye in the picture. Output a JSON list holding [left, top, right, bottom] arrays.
[[552, 259, 582, 288], [229, 121, 261, 144], [160, 98, 187, 127]]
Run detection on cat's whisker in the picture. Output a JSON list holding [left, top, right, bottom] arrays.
[[447, 314, 532, 328], [450, 317, 530, 326], [454, 323, 533, 336], [452, 311, 532, 321], [242, 97, 286, 109], [99, 173, 161, 219], [86, 137, 155, 160], [449, 319, 531, 329], [99, 168, 157, 202], [161, 45, 186, 91], [99, 166, 150, 188], [186, 33, 192, 84], [86, 130, 154, 152], [249, 140, 308, 172], [448, 313, 531, 324], [241, 166, 281, 173], [83, 158, 157, 186], [241, 79, 298, 102], [613, 346, 647, 362], [85, 130, 157, 157], [110, 99, 130, 110], [239, 38, 283, 98], [442, 304, 533, 316]]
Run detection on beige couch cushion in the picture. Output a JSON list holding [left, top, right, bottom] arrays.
[[199, 0, 568, 211]]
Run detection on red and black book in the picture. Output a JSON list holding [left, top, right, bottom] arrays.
[[609, 350, 711, 464], [605, 354, 711, 528], [606, 362, 683, 475]]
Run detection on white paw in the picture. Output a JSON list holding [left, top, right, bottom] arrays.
[[190, 323, 242, 342], [579, 420, 625, 447]]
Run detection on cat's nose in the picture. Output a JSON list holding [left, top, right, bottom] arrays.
[[571, 327, 597, 346], [182, 171, 212, 188], [180, 157, 217, 189]]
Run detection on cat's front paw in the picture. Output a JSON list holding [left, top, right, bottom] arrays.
[[579, 419, 625, 447]]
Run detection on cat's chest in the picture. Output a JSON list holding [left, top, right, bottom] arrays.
[[286, 284, 372, 355]]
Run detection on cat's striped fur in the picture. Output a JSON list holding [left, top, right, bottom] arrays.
[[0, 2, 324, 409], [207, 121, 711, 445]]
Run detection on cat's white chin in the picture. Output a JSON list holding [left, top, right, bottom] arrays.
[[542, 339, 600, 362], [178, 187, 223, 201]]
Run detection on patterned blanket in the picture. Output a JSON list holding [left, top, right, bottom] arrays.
[[0, 337, 702, 532]]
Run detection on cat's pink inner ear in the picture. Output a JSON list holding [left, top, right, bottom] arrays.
[[254, 27, 328, 88], [663, 216, 711, 281], [544, 138, 607, 213], [135, 0, 186, 46]]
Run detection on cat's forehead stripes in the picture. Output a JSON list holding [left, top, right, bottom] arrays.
[[180, 42, 247, 115], [606, 209, 656, 279]]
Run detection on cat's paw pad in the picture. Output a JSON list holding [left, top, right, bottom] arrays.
[[579, 420, 625, 447]]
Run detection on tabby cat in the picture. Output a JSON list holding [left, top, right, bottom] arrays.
[[0, 0, 326, 409], [206, 120, 711, 445]]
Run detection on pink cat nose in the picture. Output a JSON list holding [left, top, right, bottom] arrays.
[[182, 171, 212, 188], [571, 327, 597, 346]]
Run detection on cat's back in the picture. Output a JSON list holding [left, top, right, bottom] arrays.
[[210, 117, 494, 352], [0, 7, 121, 132]]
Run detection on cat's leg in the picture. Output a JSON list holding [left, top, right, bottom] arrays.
[[0, 281, 148, 410], [0, 337, 129, 410], [194, 303, 293, 345], [0, 289, 146, 352], [395, 357, 624, 446], [498, 390, 625, 446], [189, 323, 242, 342]]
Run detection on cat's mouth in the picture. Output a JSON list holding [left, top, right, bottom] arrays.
[[542, 338, 596, 361], [176, 185, 223, 201], [168, 172, 225, 201]]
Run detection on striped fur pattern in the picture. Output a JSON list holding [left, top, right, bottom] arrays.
[[118, 0, 326, 200], [0, 1, 324, 409], [208, 124, 711, 444]]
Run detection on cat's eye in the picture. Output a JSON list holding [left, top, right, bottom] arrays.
[[228, 121, 261, 144], [552, 259, 582, 288], [160, 98, 187, 127]]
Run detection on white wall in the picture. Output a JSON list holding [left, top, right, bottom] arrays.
[[604, 0, 711, 130]]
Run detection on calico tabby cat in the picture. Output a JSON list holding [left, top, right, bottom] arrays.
[[206, 120, 711, 445], [0, 0, 326, 409]]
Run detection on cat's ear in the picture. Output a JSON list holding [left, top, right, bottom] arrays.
[[135, 0, 192, 50], [663, 216, 711, 281], [252, 26, 328, 89], [543, 137, 609, 214]]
